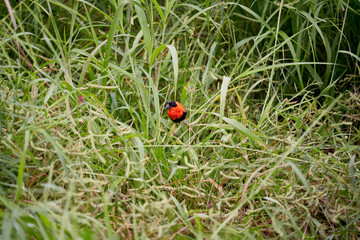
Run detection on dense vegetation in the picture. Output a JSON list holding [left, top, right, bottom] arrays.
[[1, 0, 359, 238]]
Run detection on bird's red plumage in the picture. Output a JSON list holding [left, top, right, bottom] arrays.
[[167, 101, 187, 122]]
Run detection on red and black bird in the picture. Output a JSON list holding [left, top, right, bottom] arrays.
[[165, 101, 187, 135], [165, 101, 187, 123]]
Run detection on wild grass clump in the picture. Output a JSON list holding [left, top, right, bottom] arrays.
[[1, 0, 359, 239]]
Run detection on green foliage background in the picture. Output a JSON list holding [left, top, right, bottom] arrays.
[[1, 0, 359, 239]]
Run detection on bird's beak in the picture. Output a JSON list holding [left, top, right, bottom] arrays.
[[165, 103, 171, 109]]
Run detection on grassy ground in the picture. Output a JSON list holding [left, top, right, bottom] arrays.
[[1, 0, 360, 239]]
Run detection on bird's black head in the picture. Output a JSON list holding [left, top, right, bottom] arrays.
[[165, 101, 177, 109]]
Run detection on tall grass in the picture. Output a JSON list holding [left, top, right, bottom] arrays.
[[1, 0, 359, 238]]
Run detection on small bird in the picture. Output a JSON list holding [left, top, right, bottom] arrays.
[[165, 101, 187, 135]]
